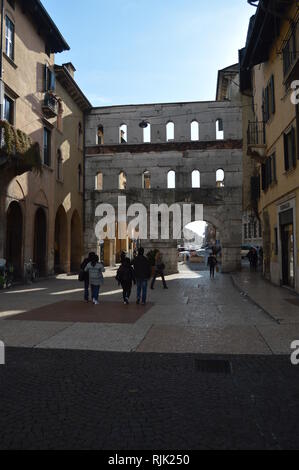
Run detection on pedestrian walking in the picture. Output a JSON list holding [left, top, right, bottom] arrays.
[[207, 252, 217, 279], [151, 251, 168, 290], [116, 257, 136, 304], [84, 254, 105, 305], [79, 252, 95, 302], [133, 247, 151, 305], [247, 247, 258, 271]]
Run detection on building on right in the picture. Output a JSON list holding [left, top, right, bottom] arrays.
[[240, 0, 299, 293]]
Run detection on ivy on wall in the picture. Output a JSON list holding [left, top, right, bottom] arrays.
[[0, 120, 42, 173]]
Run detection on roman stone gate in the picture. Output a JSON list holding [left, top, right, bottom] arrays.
[[84, 101, 243, 273]]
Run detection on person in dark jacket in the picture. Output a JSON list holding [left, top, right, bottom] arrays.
[[116, 257, 136, 304], [133, 247, 151, 305], [81, 252, 95, 302], [207, 253, 217, 279], [151, 251, 168, 290]]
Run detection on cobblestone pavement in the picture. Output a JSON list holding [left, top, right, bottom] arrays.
[[0, 264, 298, 354], [0, 347, 299, 450]]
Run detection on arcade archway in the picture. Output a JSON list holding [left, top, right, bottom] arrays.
[[34, 207, 47, 275], [6, 201, 23, 277], [54, 205, 68, 273], [71, 210, 82, 272]]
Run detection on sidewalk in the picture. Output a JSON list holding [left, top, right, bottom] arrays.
[[231, 270, 299, 324]]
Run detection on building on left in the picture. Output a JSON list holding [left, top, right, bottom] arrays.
[[0, 0, 91, 278]]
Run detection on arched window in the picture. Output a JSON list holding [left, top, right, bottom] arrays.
[[166, 122, 174, 141], [167, 170, 176, 189], [216, 169, 225, 187], [119, 171, 127, 190], [143, 170, 151, 189], [216, 119, 224, 140], [56, 149, 63, 181], [143, 123, 151, 143], [95, 172, 103, 190], [97, 125, 104, 145], [192, 170, 200, 188], [191, 121, 199, 141], [119, 124, 127, 144]]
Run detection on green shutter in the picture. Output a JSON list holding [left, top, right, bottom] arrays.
[[261, 164, 266, 190], [291, 127, 296, 168], [284, 133, 289, 171], [270, 75, 275, 115], [44, 64, 48, 92]]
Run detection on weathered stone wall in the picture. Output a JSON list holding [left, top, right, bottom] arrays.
[[85, 100, 243, 273]]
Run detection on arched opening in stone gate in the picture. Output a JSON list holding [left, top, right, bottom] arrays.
[[6, 201, 23, 278], [54, 205, 68, 273]]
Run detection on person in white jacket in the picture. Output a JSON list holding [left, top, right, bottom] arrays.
[[84, 254, 105, 305]]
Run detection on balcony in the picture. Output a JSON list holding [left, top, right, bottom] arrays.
[[247, 121, 267, 163], [42, 92, 58, 118]]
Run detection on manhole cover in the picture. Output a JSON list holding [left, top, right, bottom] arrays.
[[285, 299, 299, 307], [195, 359, 232, 375]]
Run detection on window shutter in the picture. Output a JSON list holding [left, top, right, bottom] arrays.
[[265, 86, 269, 122], [284, 133, 289, 171], [291, 127, 296, 168], [270, 75, 275, 115], [261, 164, 266, 190], [272, 153, 277, 181], [44, 64, 48, 92], [262, 89, 265, 122]]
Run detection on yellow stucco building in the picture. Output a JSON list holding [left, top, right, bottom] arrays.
[[240, 0, 299, 293], [0, 0, 91, 278]]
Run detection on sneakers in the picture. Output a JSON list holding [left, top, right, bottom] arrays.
[[94, 300, 99, 305]]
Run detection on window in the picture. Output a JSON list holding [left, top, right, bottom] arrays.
[[4, 95, 14, 124], [56, 149, 63, 181], [120, 124, 127, 144], [166, 122, 174, 141], [259, 221, 262, 238], [43, 128, 51, 167], [261, 153, 277, 191], [248, 223, 252, 239], [119, 171, 127, 190], [44, 64, 56, 92], [97, 125, 104, 145], [95, 172, 103, 190], [167, 170, 176, 189], [5, 16, 14, 60], [216, 119, 224, 140], [57, 100, 63, 132], [283, 30, 296, 76], [191, 121, 199, 141], [192, 170, 200, 188], [143, 171, 151, 189], [216, 169, 225, 187], [253, 221, 257, 239], [143, 123, 151, 143], [284, 128, 296, 171], [244, 224, 248, 240], [262, 75, 275, 122]]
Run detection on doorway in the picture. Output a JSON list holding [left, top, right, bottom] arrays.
[[34, 207, 47, 275], [6, 201, 23, 278], [281, 223, 294, 288]]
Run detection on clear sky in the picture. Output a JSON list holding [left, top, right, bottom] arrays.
[[42, 0, 255, 107]]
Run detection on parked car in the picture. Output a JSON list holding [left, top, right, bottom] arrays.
[[178, 250, 190, 260]]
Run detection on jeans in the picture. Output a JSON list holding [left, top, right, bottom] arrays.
[[91, 285, 100, 302], [136, 279, 148, 304], [151, 270, 167, 289], [121, 281, 132, 301], [84, 279, 90, 301]]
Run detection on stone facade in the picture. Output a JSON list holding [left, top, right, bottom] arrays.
[[85, 100, 243, 273]]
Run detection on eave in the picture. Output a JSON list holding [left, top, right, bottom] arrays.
[[54, 65, 92, 112]]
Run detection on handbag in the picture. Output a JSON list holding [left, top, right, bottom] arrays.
[[78, 269, 85, 282]]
